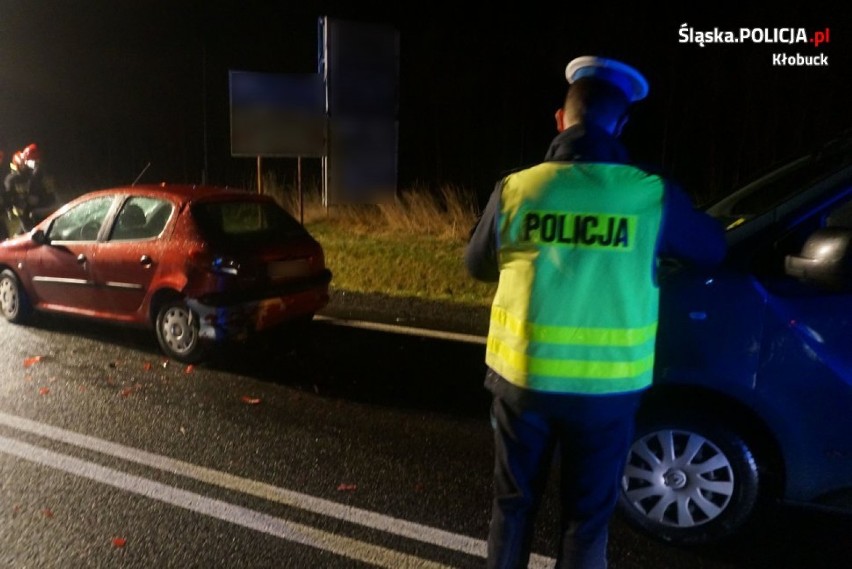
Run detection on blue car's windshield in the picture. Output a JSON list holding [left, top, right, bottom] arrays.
[[705, 136, 852, 231]]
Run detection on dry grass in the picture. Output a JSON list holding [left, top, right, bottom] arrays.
[[376, 183, 479, 239], [263, 173, 480, 239], [261, 173, 496, 306]]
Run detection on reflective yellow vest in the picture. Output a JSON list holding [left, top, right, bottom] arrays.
[[486, 161, 665, 395]]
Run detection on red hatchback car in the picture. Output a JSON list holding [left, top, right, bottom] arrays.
[[0, 184, 332, 362]]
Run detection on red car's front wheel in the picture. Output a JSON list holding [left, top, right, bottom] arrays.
[[0, 269, 32, 324]]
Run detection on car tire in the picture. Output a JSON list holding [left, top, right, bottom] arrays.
[[155, 300, 206, 363], [618, 413, 760, 545], [0, 269, 32, 324]]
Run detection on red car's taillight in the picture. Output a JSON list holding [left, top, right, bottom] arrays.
[[187, 249, 241, 276], [210, 256, 240, 276]]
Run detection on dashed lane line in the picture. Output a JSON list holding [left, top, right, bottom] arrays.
[[0, 434, 453, 569], [0, 411, 554, 568]]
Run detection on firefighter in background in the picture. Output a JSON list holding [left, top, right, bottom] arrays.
[[2, 143, 53, 235]]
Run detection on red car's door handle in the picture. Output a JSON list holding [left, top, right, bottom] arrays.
[[76, 254, 86, 264], [140, 255, 153, 267]]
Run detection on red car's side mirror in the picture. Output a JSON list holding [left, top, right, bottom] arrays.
[[31, 229, 50, 246]]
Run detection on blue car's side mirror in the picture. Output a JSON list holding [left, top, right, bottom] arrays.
[[785, 227, 852, 290]]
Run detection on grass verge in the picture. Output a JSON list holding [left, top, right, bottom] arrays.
[[307, 219, 497, 306], [265, 176, 497, 307]]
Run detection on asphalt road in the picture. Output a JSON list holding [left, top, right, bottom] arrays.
[[0, 307, 850, 568]]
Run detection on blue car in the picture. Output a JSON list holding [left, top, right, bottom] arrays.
[[618, 134, 852, 544]]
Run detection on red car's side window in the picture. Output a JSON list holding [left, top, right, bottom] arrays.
[[109, 197, 174, 241], [47, 196, 114, 242]]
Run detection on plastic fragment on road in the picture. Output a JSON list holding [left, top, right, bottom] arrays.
[[143, 362, 153, 371], [24, 356, 43, 368], [112, 537, 127, 548], [38, 387, 50, 396], [119, 384, 142, 398], [240, 396, 261, 405], [184, 365, 194, 374], [337, 483, 357, 492]]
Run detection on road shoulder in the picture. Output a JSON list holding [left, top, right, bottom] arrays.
[[318, 289, 490, 337]]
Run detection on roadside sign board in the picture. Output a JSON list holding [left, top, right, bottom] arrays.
[[320, 17, 399, 205], [229, 71, 326, 158]]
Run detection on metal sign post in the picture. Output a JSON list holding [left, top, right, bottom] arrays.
[[298, 156, 304, 224]]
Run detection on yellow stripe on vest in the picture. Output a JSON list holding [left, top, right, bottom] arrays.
[[486, 336, 654, 380], [490, 305, 657, 347]]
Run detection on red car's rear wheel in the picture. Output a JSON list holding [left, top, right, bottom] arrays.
[[155, 300, 206, 363]]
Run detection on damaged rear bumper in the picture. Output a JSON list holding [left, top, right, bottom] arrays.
[[187, 270, 331, 341]]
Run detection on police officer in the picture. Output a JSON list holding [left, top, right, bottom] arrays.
[[465, 56, 727, 568]]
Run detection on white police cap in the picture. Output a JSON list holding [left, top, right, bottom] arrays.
[[565, 56, 649, 102]]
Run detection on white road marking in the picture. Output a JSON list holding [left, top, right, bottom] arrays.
[[314, 315, 487, 345], [0, 412, 555, 568], [0, 435, 451, 569]]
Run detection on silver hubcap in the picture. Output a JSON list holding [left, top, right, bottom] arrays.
[[663, 469, 688, 489], [622, 429, 735, 528], [0, 277, 18, 317], [161, 306, 196, 355]]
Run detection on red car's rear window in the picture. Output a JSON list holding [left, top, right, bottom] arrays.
[[190, 200, 308, 243]]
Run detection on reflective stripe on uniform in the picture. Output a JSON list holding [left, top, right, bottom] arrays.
[[489, 305, 657, 347], [485, 338, 654, 394]]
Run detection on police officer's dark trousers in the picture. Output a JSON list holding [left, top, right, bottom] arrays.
[[487, 383, 640, 569]]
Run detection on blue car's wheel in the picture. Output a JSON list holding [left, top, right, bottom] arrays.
[[619, 415, 760, 545]]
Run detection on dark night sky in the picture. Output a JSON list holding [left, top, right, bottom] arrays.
[[0, 2, 848, 206]]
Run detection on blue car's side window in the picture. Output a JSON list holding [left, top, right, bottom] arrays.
[[825, 194, 852, 228]]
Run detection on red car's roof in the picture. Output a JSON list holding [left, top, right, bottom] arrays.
[[95, 184, 261, 200], [66, 184, 272, 209]]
